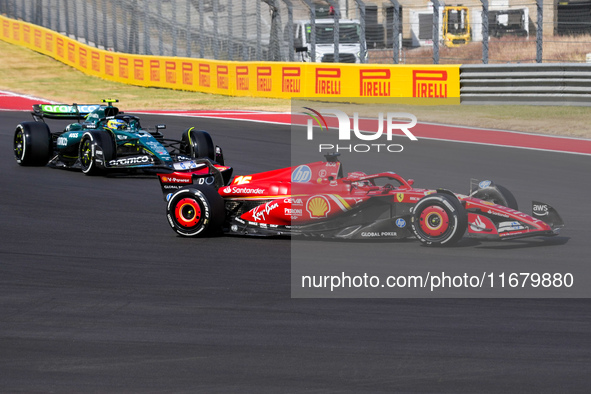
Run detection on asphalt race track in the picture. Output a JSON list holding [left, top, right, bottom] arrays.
[[1, 111, 590, 392]]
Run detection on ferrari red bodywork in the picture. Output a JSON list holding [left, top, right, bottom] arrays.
[[158, 155, 563, 246]]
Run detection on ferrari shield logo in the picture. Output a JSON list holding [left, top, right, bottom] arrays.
[[396, 193, 404, 202]]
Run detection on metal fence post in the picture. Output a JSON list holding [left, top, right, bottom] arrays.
[[171, 0, 177, 56], [112, 0, 118, 52], [213, 0, 220, 59], [102, 0, 107, 49], [157, 0, 163, 55], [536, 0, 543, 63], [282, 0, 294, 62], [213, 0, 219, 59], [144, 0, 151, 55], [47, 0, 52, 31], [388, 0, 401, 64], [13, 0, 18, 23], [34, 0, 42, 26], [73, 0, 78, 39], [325, 0, 340, 63], [256, 0, 262, 60], [242, 0, 247, 60], [123, 2, 129, 53], [83, 1, 89, 45], [263, 0, 283, 61], [302, 0, 316, 62], [199, 0, 204, 58], [186, 0, 191, 57], [64, 0, 70, 37], [432, 0, 440, 64], [129, 0, 139, 54], [481, 0, 489, 64], [355, 0, 367, 64], [228, 0, 234, 60]]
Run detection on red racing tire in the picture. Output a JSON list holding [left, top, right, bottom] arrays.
[[411, 193, 467, 246], [166, 186, 225, 237]]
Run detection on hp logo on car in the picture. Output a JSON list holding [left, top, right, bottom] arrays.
[[292, 165, 312, 183]]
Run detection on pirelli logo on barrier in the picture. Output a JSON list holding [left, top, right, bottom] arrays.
[[23, 25, 31, 44], [182, 62, 194, 85], [150, 60, 160, 82], [45, 32, 53, 53], [413, 70, 448, 98], [91, 51, 100, 73], [197, 64, 209, 87], [165, 61, 176, 84], [56, 37, 64, 58], [360, 69, 391, 97], [12, 23, 21, 41], [236, 66, 249, 91], [67, 42, 76, 63], [119, 57, 129, 79], [3, 20, 10, 39], [217, 65, 229, 89], [79, 47, 87, 69], [257, 67, 272, 92], [134, 59, 144, 80], [316, 68, 341, 95], [282, 67, 301, 93], [105, 55, 114, 76], [34, 28, 41, 48]]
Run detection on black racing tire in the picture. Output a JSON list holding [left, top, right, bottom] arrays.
[[411, 193, 467, 246], [181, 128, 215, 161], [14, 122, 52, 166], [79, 131, 116, 175], [471, 184, 518, 210], [166, 186, 225, 237]]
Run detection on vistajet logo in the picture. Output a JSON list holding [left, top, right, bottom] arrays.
[[304, 108, 417, 153]]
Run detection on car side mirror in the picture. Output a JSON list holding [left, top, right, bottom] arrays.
[[156, 124, 166, 130], [295, 46, 308, 53]]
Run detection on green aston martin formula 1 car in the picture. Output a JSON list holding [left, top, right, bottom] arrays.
[[13, 99, 223, 175]]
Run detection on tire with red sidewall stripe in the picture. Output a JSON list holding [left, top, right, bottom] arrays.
[[411, 193, 467, 246], [166, 186, 225, 237]]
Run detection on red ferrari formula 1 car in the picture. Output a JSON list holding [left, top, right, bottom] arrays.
[[157, 142, 563, 246]]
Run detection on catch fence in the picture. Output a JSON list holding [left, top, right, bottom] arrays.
[[1, 0, 591, 64]]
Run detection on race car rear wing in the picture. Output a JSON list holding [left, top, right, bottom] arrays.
[[32, 103, 102, 122], [157, 159, 234, 201]]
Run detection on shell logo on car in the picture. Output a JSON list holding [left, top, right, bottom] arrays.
[[306, 196, 330, 218]]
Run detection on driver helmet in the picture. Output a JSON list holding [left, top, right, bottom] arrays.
[[106, 118, 127, 131]]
